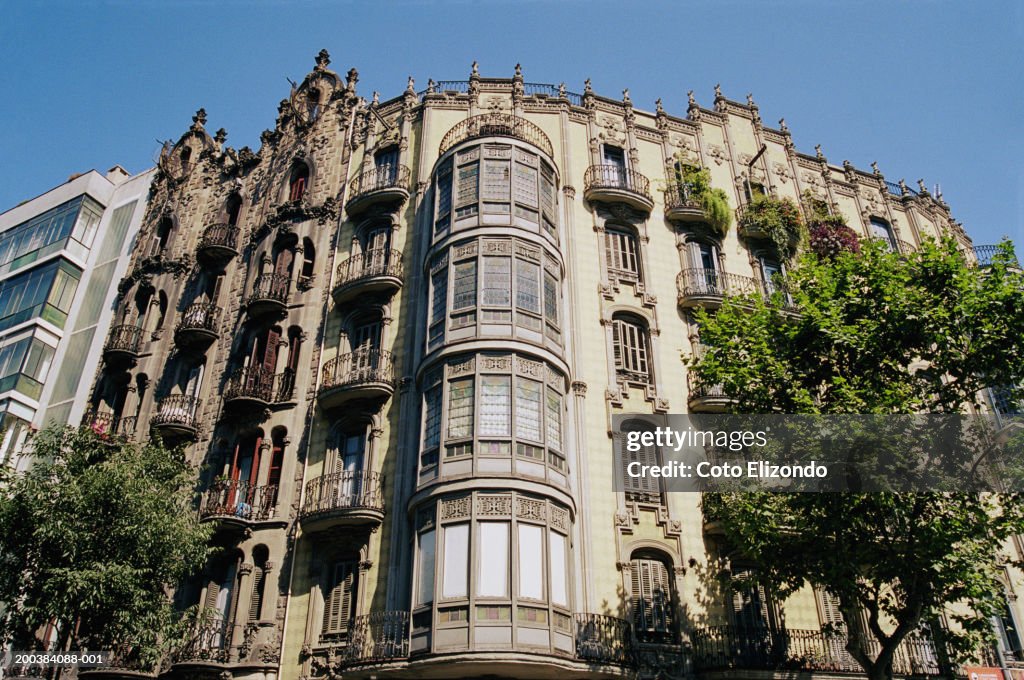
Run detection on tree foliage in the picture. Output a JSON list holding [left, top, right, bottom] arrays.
[[0, 425, 211, 663], [691, 238, 1024, 680]]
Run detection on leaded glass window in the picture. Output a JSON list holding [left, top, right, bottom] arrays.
[[447, 379, 474, 439], [515, 379, 543, 442]]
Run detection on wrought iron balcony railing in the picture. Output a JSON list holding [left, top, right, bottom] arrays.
[[348, 165, 411, 200], [247, 272, 290, 306], [334, 248, 404, 290], [105, 324, 144, 355], [974, 244, 1020, 268], [663, 181, 703, 212], [677, 268, 760, 300], [321, 349, 395, 391], [197, 223, 240, 253], [301, 470, 384, 518], [199, 479, 278, 522], [342, 611, 410, 666], [575, 613, 635, 666], [439, 112, 554, 157], [691, 625, 949, 676], [171, 617, 230, 663], [151, 394, 202, 431], [175, 302, 221, 335], [584, 164, 652, 200], [224, 366, 295, 404], [687, 368, 728, 401], [81, 410, 137, 439]]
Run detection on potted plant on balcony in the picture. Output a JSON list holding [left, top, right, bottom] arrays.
[[738, 195, 804, 259], [668, 162, 732, 236], [803, 192, 861, 260]]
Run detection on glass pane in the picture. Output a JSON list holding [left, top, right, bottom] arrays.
[[514, 163, 538, 208], [477, 522, 509, 597], [431, 268, 448, 326], [546, 388, 562, 451], [453, 261, 477, 311], [483, 257, 511, 307], [423, 386, 442, 450], [515, 379, 543, 442], [515, 260, 540, 314], [480, 376, 511, 437], [518, 524, 544, 600], [549, 531, 568, 606], [447, 379, 474, 439], [456, 162, 479, 205], [442, 523, 469, 599], [417, 529, 436, 605]]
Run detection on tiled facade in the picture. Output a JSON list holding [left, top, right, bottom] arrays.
[[83, 52, 1022, 679]]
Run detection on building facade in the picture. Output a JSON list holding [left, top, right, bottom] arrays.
[[82, 52, 1022, 679], [0, 166, 153, 469]]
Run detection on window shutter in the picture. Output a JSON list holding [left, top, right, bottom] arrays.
[[612, 320, 623, 369], [262, 328, 280, 375], [204, 581, 221, 612], [631, 558, 672, 637], [248, 566, 265, 621], [323, 562, 356, 636]]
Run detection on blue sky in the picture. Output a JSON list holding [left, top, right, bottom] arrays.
[[2, 1, 1020, 247]]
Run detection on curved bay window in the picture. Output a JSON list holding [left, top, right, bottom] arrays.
[[427, 237, 561, 350], [433, 143, 558, 241], [412, 492, 573, 653], [419, 354, 566, 485]]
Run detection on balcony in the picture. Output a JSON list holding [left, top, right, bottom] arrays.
[[663, 182, 705, 223], [332, 248, 404, 306], [342, 611, 410, 669], [150, 394, 201, 441], [688, 369, 734, 413], [103, 324, 144, 366], [245, 272, 289, 318], [174, 302, 221, 349], [318, 349, 395, 411], [170, 619, 230, 664], [78, 643, 157, 678], [81, 410, 137, 440], [974, 244, 1020, 269], [346, 165, 411, 217], [196, 223, 240, 267], [676, 269, 759, 310], [575, 613, 635, 667], [584, 165, 654, 213], [199, 479, 278, 527], [691, 625, 950, 676], [223, 366, 295, 409], [300, 470, 384, 531], [439, 112, 554, 157]]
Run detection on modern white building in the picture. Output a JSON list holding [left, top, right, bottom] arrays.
[[0, 166, 154, 468]]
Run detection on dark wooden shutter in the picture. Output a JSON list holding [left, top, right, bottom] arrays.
[[632, 558, 673, 641], [248, 565, 265, 622], [323, 562, 356, 636]]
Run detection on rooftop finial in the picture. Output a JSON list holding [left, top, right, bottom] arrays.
[[372, 91, 379, 105], [471, 61, 479, 77], [214, 128, 227, 144], [815, 144, 825, 160], [346, 68, 359, 91], [192, 108, 207, 129], [622, 88, 631, 104], [406, 76, 415, 93], [778, 118, 788, 132], [747, 92, 756, 107], [558, 82, 566, 97], [917, 178, 928, 194], [584, 78, 593, 94], [714, 83, 723, 99], [427, 79, 436, 94], [687, 90, 696, 107], [315, 49, 330, 69], [655, 98, 664, 114], [871, 161, 881, 175], [514, 63, 522, 77]]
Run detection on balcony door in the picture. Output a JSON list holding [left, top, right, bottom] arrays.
[[204, 561, 237, 646], [364, 226, 391, 273], [333, 431, 366, 504], [691, 242, 720, 294], [249, 327, 280, 389], [375, 147, 399, 186], [602, 145, 626, 186], [351, 320, 381, 373]]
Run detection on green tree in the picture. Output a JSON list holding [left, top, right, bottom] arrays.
[[692, 238, 1024, 680], [0, 425, 211, 665]]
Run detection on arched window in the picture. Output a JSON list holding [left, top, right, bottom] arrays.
[[612, 314, 652, 385], [869, 217, 896, 252], [605, 225, 642, 283], [203, 552, 240, 646], [249, 546, 270, 623], [180, 146, 192, 173], [301, 237, 316, 280], [288, 163, 310, 203], [630, 551, 676, 643], [267, 427, 286, 504], [152, 216, 174, 256], [306, 88, 321, 122], [729, 566, 781, 632], [225, 194, 243, 227]]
